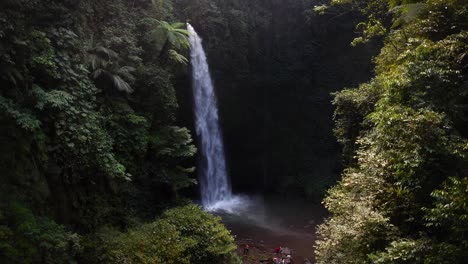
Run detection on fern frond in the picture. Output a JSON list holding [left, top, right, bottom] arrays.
[[0, 95, 41, 130], [168, 49, 188, 65], [33, 85, 73, 110]]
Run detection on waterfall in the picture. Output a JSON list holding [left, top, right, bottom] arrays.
[[188, 24, 232, 208]]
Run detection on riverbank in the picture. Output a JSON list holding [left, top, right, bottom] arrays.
[[235, 238, 311, 264]]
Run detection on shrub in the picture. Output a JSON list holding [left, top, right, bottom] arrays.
[[0, 202, 82, 264], [85, 204, 240, 264], [161, 204, 239, 264]]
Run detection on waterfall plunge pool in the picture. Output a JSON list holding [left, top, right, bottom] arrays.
[[206, 195, 327, 263]]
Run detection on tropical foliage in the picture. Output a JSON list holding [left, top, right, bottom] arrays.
[[315, 0, 468, 263], [2, 0, 466, 263], [0, 0, 239, 263], [82, 205, 239, 264]]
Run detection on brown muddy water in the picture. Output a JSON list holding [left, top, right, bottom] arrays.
[[212, 195, 327, 263]]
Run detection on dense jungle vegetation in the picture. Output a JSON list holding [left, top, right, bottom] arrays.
[[0, 0, 237, 263], [0, 0, 467, 263], [315, 0, 468, 263]]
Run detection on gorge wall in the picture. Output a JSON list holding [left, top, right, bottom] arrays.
[[174, 0, 382, 200]]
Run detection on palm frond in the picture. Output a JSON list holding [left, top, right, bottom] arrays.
[[112, 75, 133, 94], [87, 46, 118, 71], [173, 28, 189, 36], [171, 22, 185, 29], [174, 33, 189, 48], [146, 20, 190, 55], [157, 20, 171, 30], [93, 46, 118, 60], [89, 54, 98, 70], [117, 66, 136, 82], [0, 65, 23, 86], [91, 68, 105, 79], [167, 33, 180, 49], [119, 66, 136, 73]]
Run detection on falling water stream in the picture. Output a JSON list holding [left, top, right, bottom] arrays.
[[188, 23, 233, 209]]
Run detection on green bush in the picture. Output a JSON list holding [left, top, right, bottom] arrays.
[[161, 204, 239, 264], [87, 221, 193, 264], [85, 204, 239, 264], [0, 202, 82, 264]]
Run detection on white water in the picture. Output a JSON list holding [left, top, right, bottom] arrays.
[[188, 24, 238, 209]]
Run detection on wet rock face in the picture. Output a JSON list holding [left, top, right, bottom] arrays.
[[175, 0, 381, 198]]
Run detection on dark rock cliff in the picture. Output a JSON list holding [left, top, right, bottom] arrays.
[[174, 0, 382, 199]]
